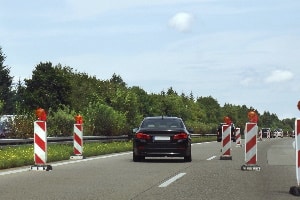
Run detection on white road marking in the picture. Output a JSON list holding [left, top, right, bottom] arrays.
[[207, 155, 217, 160], [0, 168, 30, 176], [159, 173, 186, 188], [0, 152, 132, 176]]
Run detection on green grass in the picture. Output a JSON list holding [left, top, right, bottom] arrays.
[[0, 136, 215, 170]]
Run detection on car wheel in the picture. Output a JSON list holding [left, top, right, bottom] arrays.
[[184, 155, 192, 162], [133, 153, 140, 162], [133, 153, 144, 162]]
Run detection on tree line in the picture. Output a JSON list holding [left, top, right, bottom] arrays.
[[0, 47, 295, 138]]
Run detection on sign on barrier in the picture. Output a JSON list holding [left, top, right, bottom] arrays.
[[220, 124, 232, 160]]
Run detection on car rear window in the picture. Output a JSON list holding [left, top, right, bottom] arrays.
[[141, 118, 184, 128]]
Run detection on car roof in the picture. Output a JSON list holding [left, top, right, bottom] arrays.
[[143, 116, 182, 120]]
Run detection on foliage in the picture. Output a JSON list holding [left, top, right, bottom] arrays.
[[0, 47, 296, 137], [22, 62, 72, 112], [0, 47, 13, 114], [83, 101, 127, 136], [9, 114, 35, 138], [47, 106, 77, 137]]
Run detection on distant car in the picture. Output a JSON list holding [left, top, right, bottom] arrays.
[[132, 116, 192, 162], [261, 128, 271, 138], [273, 128, 283, 138], [216, 123, 236, 142], [0, 121, 10, 138]]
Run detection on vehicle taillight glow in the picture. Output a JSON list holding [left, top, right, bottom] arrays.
[[173, 133, 188, 140], [136, 132, 151, 140]]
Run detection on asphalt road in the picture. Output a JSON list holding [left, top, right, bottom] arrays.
[[0, 137, 297, 200]]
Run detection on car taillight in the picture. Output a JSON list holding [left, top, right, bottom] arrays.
[[136, 132, 151, 140], [173, 133, 188, 140]]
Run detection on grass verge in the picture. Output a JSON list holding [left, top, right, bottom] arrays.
[[0, 136, 215, 170]]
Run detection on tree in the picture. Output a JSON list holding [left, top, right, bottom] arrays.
[[110, 73, 126, 87], [196, 96, 221, 124], [23, 62, 72, 111], [0, 47, 13, 114]]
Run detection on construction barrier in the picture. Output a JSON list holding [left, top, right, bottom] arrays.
[[220, 124, 232, 160], [236, 128, 241, 147], [290, 119, 300, 196], [70, 123, 84, 160], [31, 120, 52, 171], [241, 122, 260, 171]]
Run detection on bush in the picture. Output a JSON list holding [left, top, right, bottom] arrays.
[[8, 114, 35, 139], [83, 102, 126, 136], [47, 106, 77, 136]]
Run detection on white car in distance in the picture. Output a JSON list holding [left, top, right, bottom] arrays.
[[273, 128, 283, 138]]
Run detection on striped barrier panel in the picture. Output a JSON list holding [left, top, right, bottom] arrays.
[[70, 124, 84, 160], [31, 121, 52, 171], [296, 119, 300, 186], [290, 119, 300, 195], [236, 128, 241, 147], [241, 122, 260, 171], [220, 124, 232, 160]]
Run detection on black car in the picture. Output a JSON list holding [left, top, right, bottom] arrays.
[[132, 116, 192, 162], [261, 128, 271, 138], [216, 123, 236, 142]]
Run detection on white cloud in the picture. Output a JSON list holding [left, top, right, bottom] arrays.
[[265, 70, 294, 83], [169, 12, 194, 32]]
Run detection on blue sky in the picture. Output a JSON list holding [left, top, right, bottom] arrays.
[[1, 0, 300, 119]]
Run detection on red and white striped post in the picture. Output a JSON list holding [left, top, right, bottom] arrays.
[[296, 119, 300, 186], [31, 108, 52, 171], [236, 128, 241, 147], [289, 119, 300, 195], [289, 102, 300, 196], [220, 124, 232, 160], [70, 114, 84, 160], [241, 110, 260, 171], [34, 121, 47, 165]]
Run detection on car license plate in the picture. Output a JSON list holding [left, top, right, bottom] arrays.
[[154, 136, 170, 141]]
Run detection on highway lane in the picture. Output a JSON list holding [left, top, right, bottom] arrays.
[[0, 137, 297, 200]]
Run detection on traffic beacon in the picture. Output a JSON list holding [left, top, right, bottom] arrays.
[[31, 108, 52, 171], [70, 114, 84, 160], [241, 110, 260, 171], [220, 116, 233, 160], [289, 101, 300, 196]]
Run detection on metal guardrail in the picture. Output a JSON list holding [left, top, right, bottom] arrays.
[[0, 134, 217, 146], [0, 135, 130, 146]]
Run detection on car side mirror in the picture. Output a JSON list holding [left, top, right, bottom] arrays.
[[188, 128, 194, 133]]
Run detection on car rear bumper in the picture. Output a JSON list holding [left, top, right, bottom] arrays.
[[133, 140, 191, 157]]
